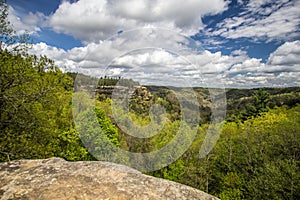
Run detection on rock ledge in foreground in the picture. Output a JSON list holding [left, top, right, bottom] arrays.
[[0, 158, 219, 200]]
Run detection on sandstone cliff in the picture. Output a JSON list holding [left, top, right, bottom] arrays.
[[0, 158, 219, 200]]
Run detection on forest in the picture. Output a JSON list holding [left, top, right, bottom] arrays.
[[1, 2, 300, 199]]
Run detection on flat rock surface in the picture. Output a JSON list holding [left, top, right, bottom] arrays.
[[0, 158, 219, 200]]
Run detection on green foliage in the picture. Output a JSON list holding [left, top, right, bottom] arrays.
[[0, 50, 84, 161], [145, 105, 300, 199], [247, 159, 299, 200], [75, 105, 124, 163], [0, 7, 95, 162], [56, 128, 94, 161], [209, 105, 300, 199], [93, 84, 299, 199], [150, 159, 185, 182], [94, 106, 120, 147], [241, 88, 270, 120], [226, 87, 300, 121]]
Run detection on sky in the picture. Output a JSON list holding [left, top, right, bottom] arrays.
[[6, 0, 300, 88]]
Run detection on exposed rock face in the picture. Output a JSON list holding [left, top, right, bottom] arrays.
[[0, 158, 219, 200]]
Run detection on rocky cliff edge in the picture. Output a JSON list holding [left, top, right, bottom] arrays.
[[0, 158, 219, 200]]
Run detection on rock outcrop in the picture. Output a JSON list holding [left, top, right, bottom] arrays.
[[0, 158, 219, 200]]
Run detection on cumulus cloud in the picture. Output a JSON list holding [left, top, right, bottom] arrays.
[[48, 0, 228, 43], [9, 0, 298, 43], [7, 6, 46, 35], [12, 0, 299, 88], [29, 42, 75, 71], [210, 0, 300, 41], [267, 40, 300, 66], [28, 27, 300, 88]]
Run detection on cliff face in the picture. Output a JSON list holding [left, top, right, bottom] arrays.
[[0, 158, 219, 200]]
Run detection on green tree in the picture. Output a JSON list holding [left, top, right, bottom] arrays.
[[55, 128, 94, 161], [0, 51, 76, 161], [0, 3, 91, 161], [75, 105, 121, 162], [241, 88, 270, 120], [213, 105, 300, 199], [0, 0, 30, 53]]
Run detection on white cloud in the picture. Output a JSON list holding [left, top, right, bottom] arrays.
[[7, 0, 299, 88], [48, 0, 229, 43], [267, 40, 300, 66], [210, 0, 300, 41], [30, 42, 67, 59], [227, 58, 264, 75], [7, 6, 45, 35], [231, 49, 248, 57], [29, 42, 77, 71], [28, 31, 300, 88]]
